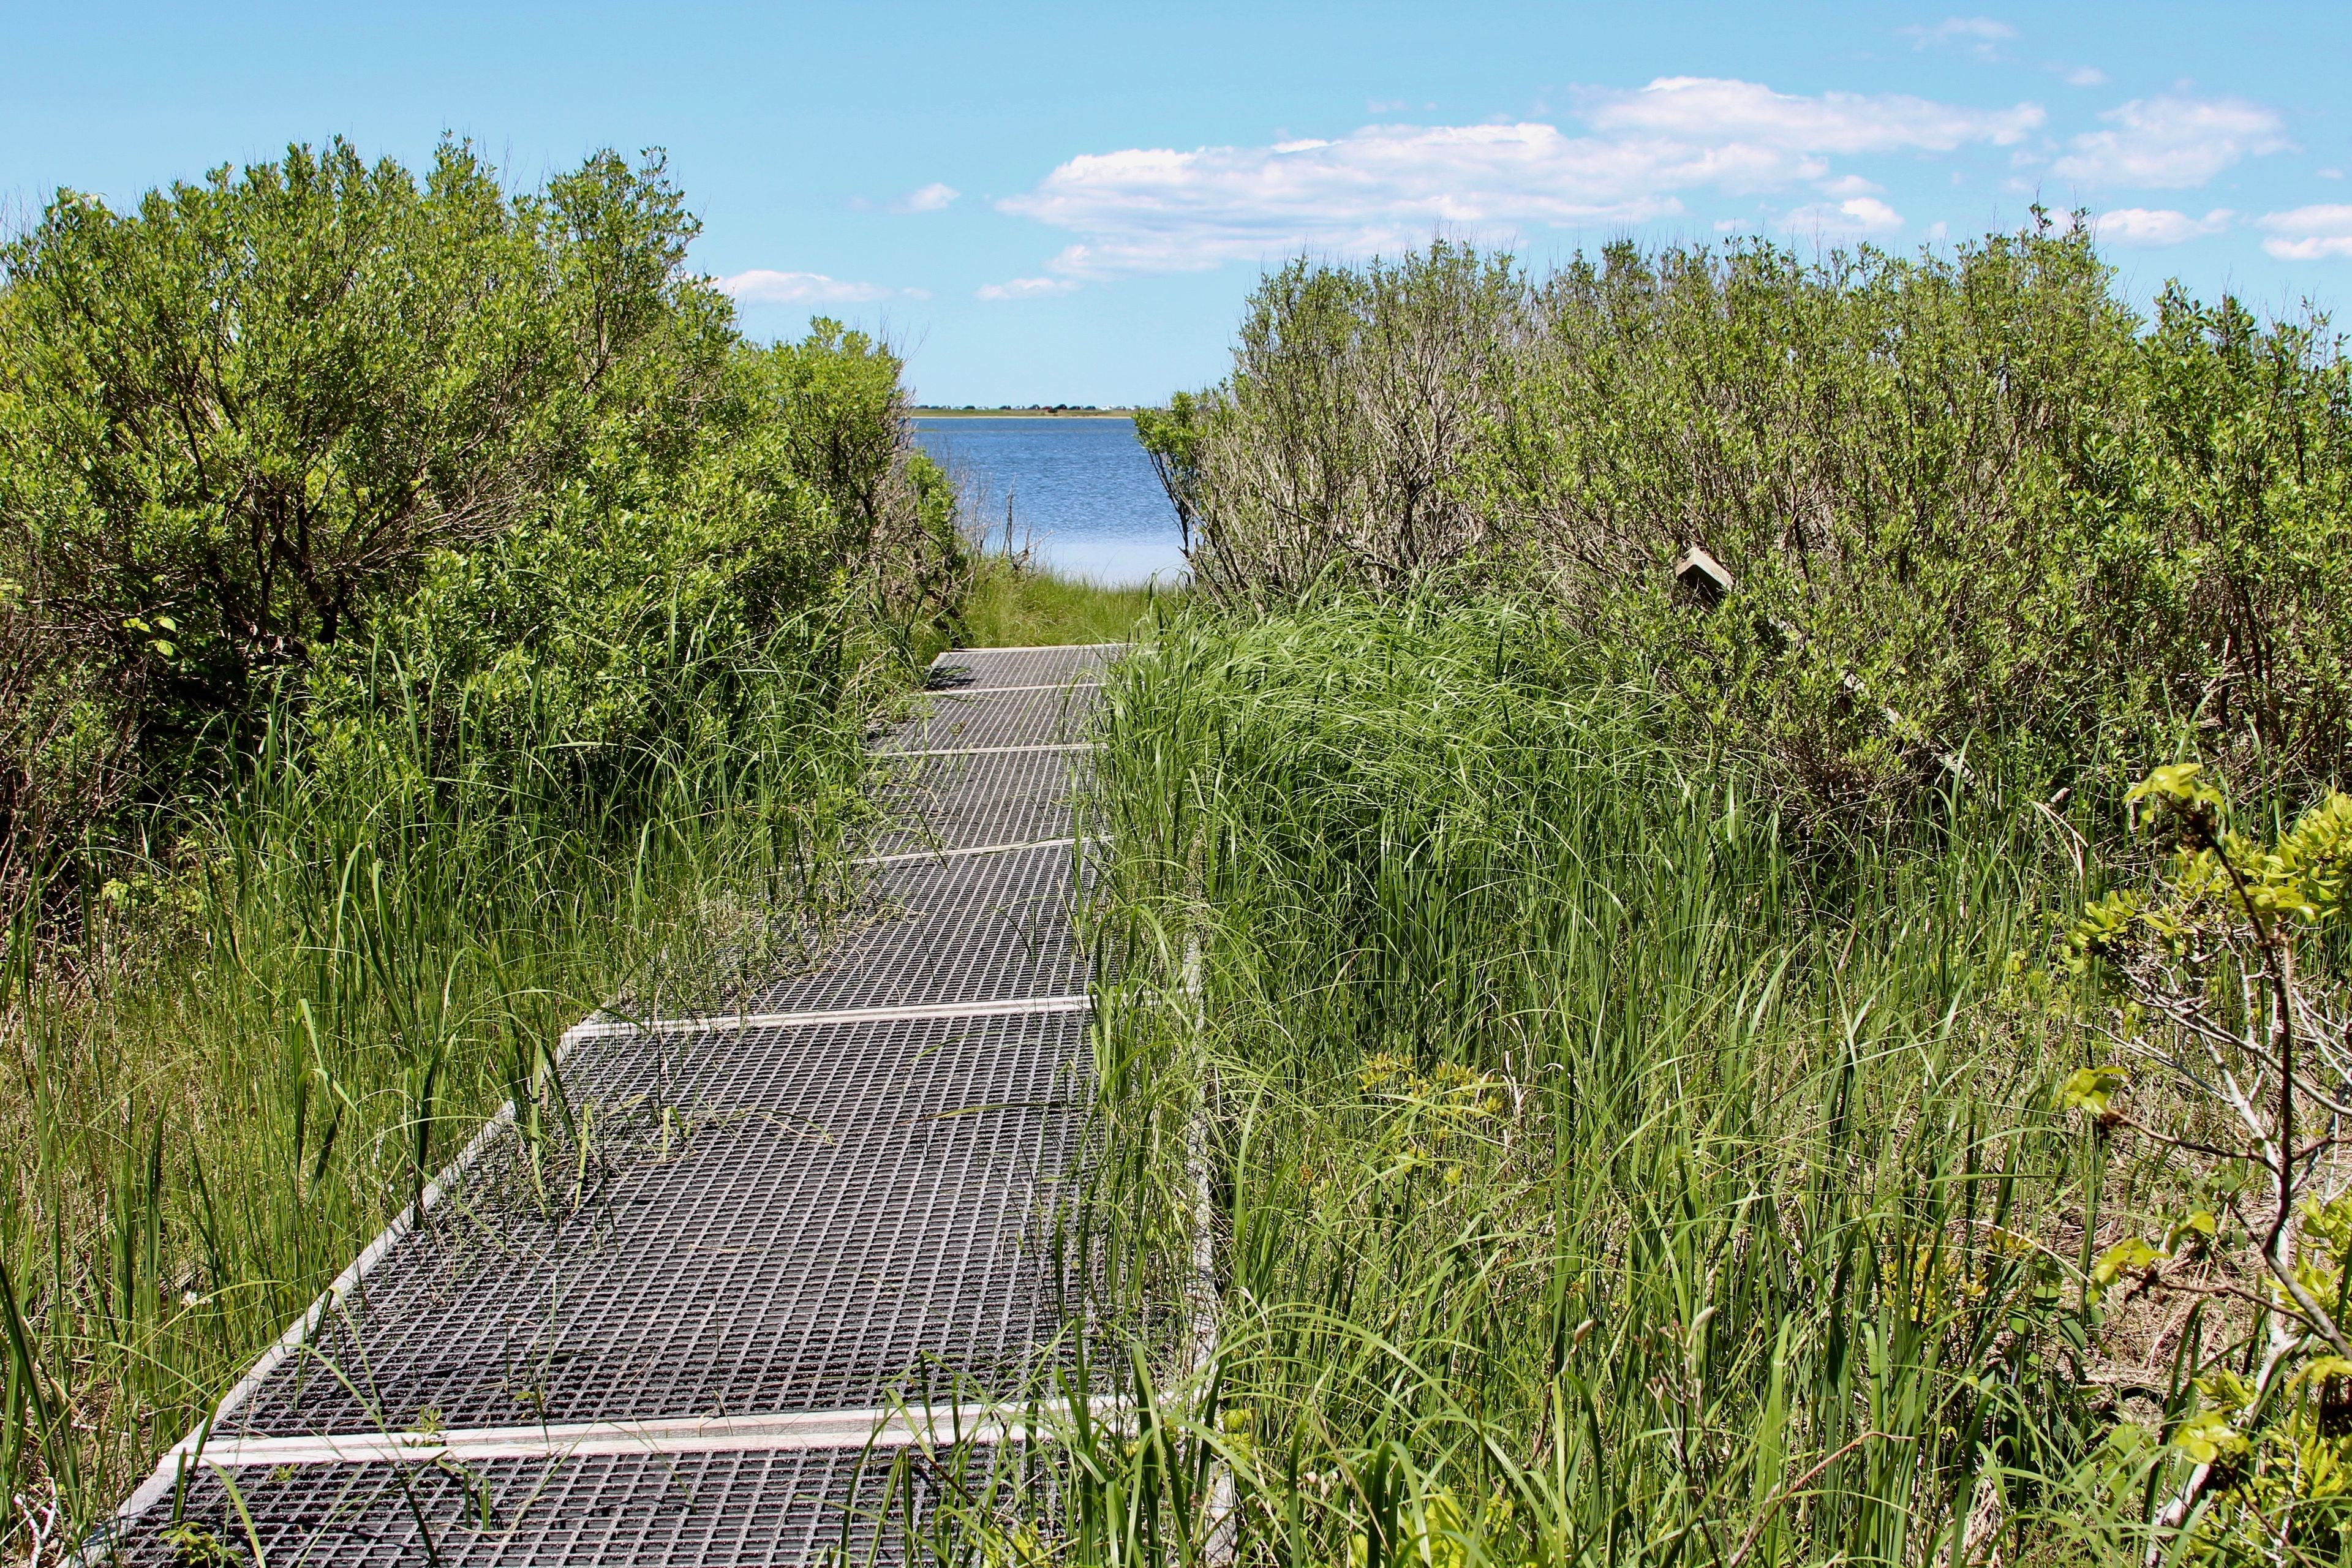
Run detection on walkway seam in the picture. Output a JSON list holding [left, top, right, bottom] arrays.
[[887, 742, 1098, 758], [564, 993, 1092, 1042], [849, 836, 1087, 867], [163, 1400, 1130, 1467], [938, 642, 1125, 652]]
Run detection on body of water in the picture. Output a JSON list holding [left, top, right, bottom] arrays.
[[913, 417, 1187, 586]]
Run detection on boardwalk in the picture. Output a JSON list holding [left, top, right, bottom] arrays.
[[93, 644, 1118, 1564]]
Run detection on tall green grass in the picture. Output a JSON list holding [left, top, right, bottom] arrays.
[[1042, 595, 2184, 1567], [948, 557, 1175, 652], [0, 616, 889, 1548]]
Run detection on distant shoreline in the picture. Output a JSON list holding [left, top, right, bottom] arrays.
[[914, 407, 1137, 419]]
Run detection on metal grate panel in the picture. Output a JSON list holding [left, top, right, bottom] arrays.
[[101, 1444, 1014, 1567], [926, 646, 1118, 691], [867, 748, 1090, 857], [748, 845, 1093, 1016], [98, 646, 1128, 1562], [230, 1010, 1091, 1436], [874, 687, 1098, 754]]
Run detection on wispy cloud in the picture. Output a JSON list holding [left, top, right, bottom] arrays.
[[891, 182, 960, 214], [998, 77, 2041, 277], [1583, 77, 2040, 155], [2094, 206, 2234, 246], [717, 270, 895, 305], [1783, 196, 1905, 236], [2259, 205, 2352, 260], [1898, 17, 2016, 59], [976, 276, 1082, 300], [2064, 66, 2109, 88], [2049, 96, 2290, 188], [1817, 173, 1885, 198]]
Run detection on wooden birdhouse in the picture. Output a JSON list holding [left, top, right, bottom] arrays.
[[1672, 544, 1733, 608]]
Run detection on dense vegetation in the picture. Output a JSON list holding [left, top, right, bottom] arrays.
[[1074, 232, 2352, 1566], [1137, 223, 2352, 822], [0, 139, 963, 1545], [957, 553, 1166, 648], [1, 137, 960, 896], [9, 135, 2348, 1567]]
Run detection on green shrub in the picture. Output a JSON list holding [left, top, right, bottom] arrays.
[[0, 140, 962, 897], [0, 143, 961, 1537], [303, 324, 962, 819], [1140, 225, 2352, 821]]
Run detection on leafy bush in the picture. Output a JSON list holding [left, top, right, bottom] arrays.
[[304, 325, 960, 816], [1140, 225, 2352, 820], [2057, 765, 2352, 1560], [0, 141, 961, 1538], [1135, 241, 1521, 606], [0, 138, 960, 899]]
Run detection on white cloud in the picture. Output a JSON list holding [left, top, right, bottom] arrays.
[[717, 269, 894, 305], [2064, 66, 2109, 88], [1583, 76, 2040, 155], [1782, 196, 1905, 236], [2094, 206, 2234, 246], [2258, 205, 2352, 260], [998, 77, 2042, 277], [891, 182, 960, 214], [976, 276, 1083, 300], [2049, 96, 2291, 188], [1899, 17, 2016, 58]]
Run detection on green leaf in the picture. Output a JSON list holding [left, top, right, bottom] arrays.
[[2163, 1210, 2217, 1251], [2171, 1408, 2248, 1466], [2127, 763, 2211, 807], [2059, 1064, 2127, 1116], [2090, 1237, 2162, 1294]]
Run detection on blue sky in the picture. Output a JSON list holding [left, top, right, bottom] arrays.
[[7, 2, 2350, 405]]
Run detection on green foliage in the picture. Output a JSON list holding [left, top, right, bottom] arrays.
[[304, 324, 961, 813], [0, 139, 962, 894], [2060, 1063, 2129, 1116], [0, 140, 700, 733], [2079, 293, 2352, 787], [943, 556, 1167, 653], [1070, 595, 2105, 1566], [2059, 766, 2352, 1562], [1137, 242, 1521, 606], [1141, 225, 2352, 820], [2076, 766, 2352, 961], [1131, 390, 1205, 548], [0, 140, 963, 1545]]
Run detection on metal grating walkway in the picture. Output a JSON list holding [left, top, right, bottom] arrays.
[[868, 748, 1088, 857], [108, 1444, 1041, 1567], [92, 644, 1115, 1566]]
